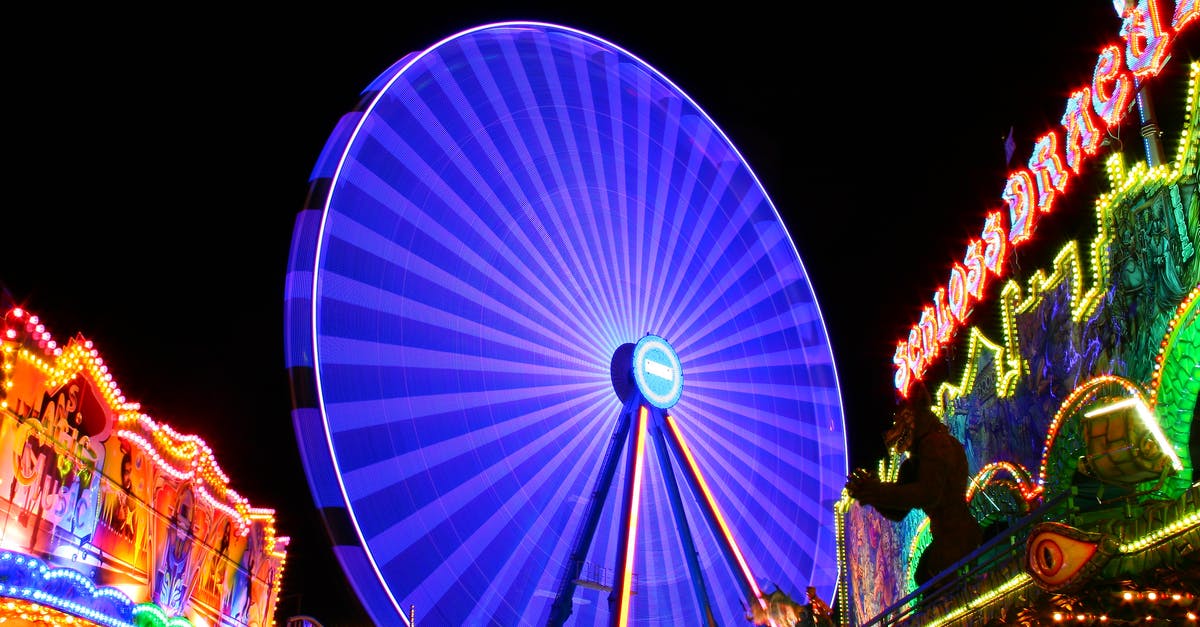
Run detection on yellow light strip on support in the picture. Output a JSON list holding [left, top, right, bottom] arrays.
[[1119, 507, 1200, 553], [927, 574, 1032, 627], [665, 413, 764, 603], [616, 406, 649, 627], [1083, 397, 1184, 471]]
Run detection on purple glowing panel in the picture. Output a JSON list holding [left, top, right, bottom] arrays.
[[284, 21, 847, 626]]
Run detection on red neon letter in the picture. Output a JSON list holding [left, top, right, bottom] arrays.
[[1004, 169, 1039, 245], [932, 287, 955, 344], [947, 263, 970, 323], [1028, 131, 1070, 214], [1174, 0, 1198, 30], [907, 326, 926, 380], [1061, 87, 1104, 174], [919, 305, 940, 357], [1119, 0, 1173, 78], [1092, 44, 1135, 127], [982, 210, 1009, 276], [894, 342, 914, 397], [963, 239, 989, 300]]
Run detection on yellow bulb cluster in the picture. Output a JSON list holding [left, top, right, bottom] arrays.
[[834, 493, 852, 627], [0, 599, 88, 625], [1147, 284, 1200, 409]]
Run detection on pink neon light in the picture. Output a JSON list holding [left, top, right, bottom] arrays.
[[1092, 45, 1135, 127], [1029, 132, 1070, 212], [1120, 0, 1173, 78], [665, 414, 763, 602], [616, 406, 649, 627]]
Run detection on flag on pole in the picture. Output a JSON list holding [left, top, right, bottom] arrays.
[[1004, 126, 1016, 167]]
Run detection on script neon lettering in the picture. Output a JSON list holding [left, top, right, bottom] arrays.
[[932, 287, 955, 344], [1174, 0, 1198, 29], [982, 210, 1009, 276], [963, 239, 988, 299], [947, 264, 969, 323], [1120, 0, 1173, 78], [892, 2, 1195, 394], [1092, 44, 1135, 126], [907, 326, 925, 380], [918, 305, 939, 357], [1004, 170, 1039, 244], [894, 341, 913, 395], [1061, 87, 1104, 174], [1029, 131, 1070, 213]]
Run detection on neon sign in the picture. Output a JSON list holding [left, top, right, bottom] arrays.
[[893, 0, 1198, 396]]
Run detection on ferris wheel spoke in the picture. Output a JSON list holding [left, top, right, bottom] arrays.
[[644, 127, 728, 337], [339, 387, 615, 493], [663, 212, 784, 346], [384, 59, 612, 349], [357, 393, 611, 599], [527, 36, 627, 304], [392, 393, 614, 622], [655, 164, 752, 335], [668, 407, 823, 563], [318, 208, 602, 360], [338, 130, 584, 325], [468, 36, 626, 347], [566, 54, 631, 336], [678, 390, 843, 479]]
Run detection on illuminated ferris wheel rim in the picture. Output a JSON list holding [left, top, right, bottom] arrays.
[[287, 20, 849, 626]]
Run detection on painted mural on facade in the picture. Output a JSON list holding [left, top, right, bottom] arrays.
[[0, 306, 288, 627]]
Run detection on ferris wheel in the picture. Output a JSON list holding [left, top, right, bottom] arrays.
[[284, 21, 848, 626]]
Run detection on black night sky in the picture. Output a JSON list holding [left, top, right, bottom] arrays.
[[4, 3, 1196, 625]]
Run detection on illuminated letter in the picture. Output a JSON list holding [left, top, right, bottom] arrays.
[[1091, 44, 1135, 127], [982, 210, 1009, 276], [932, 287, 955, 344], [947, 263, 970, 322], [894, 342, 913, 397], [919, 305, 939, 357], [1061, 88, 1104, 174], [1028, 131, 1070, 214], [1004, 169, 1039, 245], [1174, 0, 1198, 30], [908, 326, 925, 373], [1119, 0, 1173, 78], [963, 239, 988, 299]]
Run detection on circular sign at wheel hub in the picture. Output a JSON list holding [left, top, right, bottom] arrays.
[[632, 334, 683, 409]]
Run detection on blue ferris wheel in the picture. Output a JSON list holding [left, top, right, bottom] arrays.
[[284, 21, 848, 626]]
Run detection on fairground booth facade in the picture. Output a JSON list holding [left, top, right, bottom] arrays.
[[843, 3, 1199, 625], [0, 305, 287, 627]]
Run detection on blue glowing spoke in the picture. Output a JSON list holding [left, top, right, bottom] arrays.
[[364, 389, 614, 566], [664, 408, 822, 586], [317, 215, 601, 361], [404, 395, 614, 621]]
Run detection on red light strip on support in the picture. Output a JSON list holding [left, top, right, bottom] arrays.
[[616, 405, 649, 627], [664, 413, 766, 606]]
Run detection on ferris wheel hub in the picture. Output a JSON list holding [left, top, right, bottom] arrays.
[[632, 334, 683, 409]]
